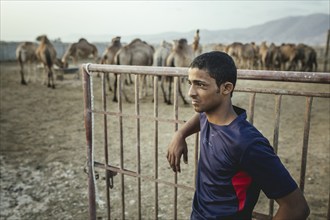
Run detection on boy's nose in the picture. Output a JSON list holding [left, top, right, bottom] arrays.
[[188, 85, 196, 97]]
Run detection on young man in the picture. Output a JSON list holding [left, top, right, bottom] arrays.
[[166, 51, 310, 219]]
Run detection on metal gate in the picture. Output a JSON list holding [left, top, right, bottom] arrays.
[[82, 64, 330, 220]]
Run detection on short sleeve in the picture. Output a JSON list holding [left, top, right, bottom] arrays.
[[240, 140, 298, 199]]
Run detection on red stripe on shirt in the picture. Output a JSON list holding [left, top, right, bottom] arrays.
[[232, 171, 252, 211]]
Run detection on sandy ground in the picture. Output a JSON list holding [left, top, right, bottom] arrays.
[[0, 61, 329, 220]]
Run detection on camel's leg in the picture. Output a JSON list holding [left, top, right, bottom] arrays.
[[19, 64, 27, 85], [167, 77, 172, 105], [20, 70, 27, 85], [125, 74, 133, 85], [47, 67, 55, 89], [178, 77, 188, 105], [113, 74, 118, 102], [160, 76, 168, 104], [107, 73, 112, 92]]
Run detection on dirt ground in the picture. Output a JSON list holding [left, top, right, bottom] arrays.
[[0, 61, 329, 220]]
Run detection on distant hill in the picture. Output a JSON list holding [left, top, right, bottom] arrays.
[[89, 13, 329, 46]]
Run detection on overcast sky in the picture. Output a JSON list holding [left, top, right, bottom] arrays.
[[1, 0, 329, 42]]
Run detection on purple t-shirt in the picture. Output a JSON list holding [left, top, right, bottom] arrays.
[[191, 106, 297, 220]]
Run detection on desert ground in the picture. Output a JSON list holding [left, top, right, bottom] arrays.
[[0, 61, 329, 220]]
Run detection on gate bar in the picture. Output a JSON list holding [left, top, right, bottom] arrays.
[[101, 73, 111, 220], [82, 65, 96, 220], [268, 95, 283, 217], [84, 64, 330, 84], [299, 97, 313, 192], [153, 76, 159, 219], [117, 74, 125, 219], [135, 75, 142, 219]]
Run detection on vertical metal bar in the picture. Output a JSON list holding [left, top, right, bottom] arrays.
[[273, 95, 282, 154], [173, 76, 179, 220], [135, 74, 142, 219], [82, 65, 96, 220], [324, 29, 330, 72], [118, 74, 125, 219], [299, 97, 313, 192], [194, 133, 199, 189], [102, 73, 111, 220], [248, 93, 256, 124], [268, 94, 282, 217], [327, 192, 330, 220], [153, 76, 159, 220]]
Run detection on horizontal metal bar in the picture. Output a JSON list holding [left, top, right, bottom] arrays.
[[83, 64, 330, 84], [91, 109, 187, 124], [235, 87, 330, 98], [94, 161, 195, 192]]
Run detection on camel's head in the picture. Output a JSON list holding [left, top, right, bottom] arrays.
[[56, 58, 68, 69], [112, 36, 121, 43], [36, 35, 49, 43]]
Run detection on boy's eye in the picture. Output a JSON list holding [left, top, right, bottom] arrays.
[[197, 82, 205, 87]]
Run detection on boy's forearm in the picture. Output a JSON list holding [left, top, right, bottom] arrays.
[[177, 113, 200, 138]]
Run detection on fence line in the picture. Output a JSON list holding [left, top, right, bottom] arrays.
[[82, 64, 330, 220]]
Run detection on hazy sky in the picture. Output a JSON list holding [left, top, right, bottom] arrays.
[[1, 0, 329, 42]]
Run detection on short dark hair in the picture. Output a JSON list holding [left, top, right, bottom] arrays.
[[189, 51, 237, 89]]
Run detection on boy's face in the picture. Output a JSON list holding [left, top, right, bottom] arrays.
[[187, 68, 225, 114]]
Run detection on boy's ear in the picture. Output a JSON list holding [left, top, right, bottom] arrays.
[[222, 82, 234, 95]]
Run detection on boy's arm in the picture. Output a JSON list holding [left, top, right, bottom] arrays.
[[273, 188, 310, 220], [167, 113, 200, 172]]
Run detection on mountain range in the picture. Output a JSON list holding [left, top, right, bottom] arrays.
[[75, 13, 329, 46]]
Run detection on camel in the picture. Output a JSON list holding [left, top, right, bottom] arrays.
[[278, 43, 298, 71], [164, 38, 195, 105], [265, 43, 282, 70], [15, 41, 38, 85], [153, 40, 174, 104], [100, 36, 123, 91], [61, 38, 98, 68], [296, 44, 318, 72], [225, 42, 243, 67], [153, 40, 172, 67], [258, 41, 269, 70], [35, 35, 57, 88], [113, 38, 154, 102], [237, 42, 259, 69]]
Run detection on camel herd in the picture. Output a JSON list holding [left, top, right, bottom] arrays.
[[15, 30, 318, 103], [214, 41, 318, 72]]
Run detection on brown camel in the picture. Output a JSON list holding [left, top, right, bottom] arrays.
[[15, 41, 38, 85], [113, 38, 154, 102], [296, 43, 318, 72], [35, 35, 57, 88], [100, 36, 123, 92], [61, 38, 98, 68]]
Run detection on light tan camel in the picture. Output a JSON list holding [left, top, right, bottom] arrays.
[[35, 35, 57, 88], [225, 42, 243, 66], [237, 42, 259, 69], [16, 41, 38, 85], [258, 41, 269, 69], [165, 38, 194, 105], [61, 38, 98, 68], [153, 40, 173, 104], [113, 38, 154, 102], [100, 36, 123, 92]]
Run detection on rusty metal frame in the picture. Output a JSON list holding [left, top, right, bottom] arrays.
[[82, 64, 330, 220]]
